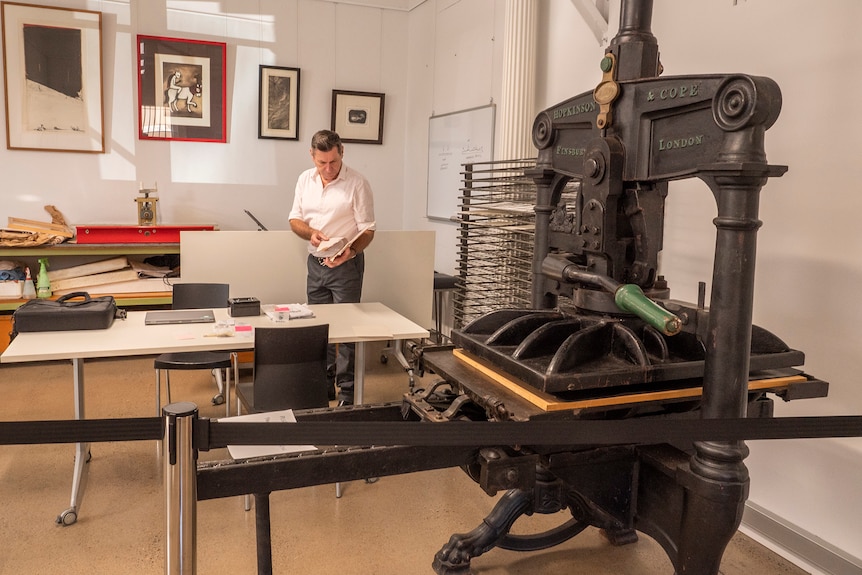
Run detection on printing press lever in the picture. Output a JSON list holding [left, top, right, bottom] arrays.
[[541, 254, 682, 336]]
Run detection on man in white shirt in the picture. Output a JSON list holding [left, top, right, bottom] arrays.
[[289, 130, 375, 405]]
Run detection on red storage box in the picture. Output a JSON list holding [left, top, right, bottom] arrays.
[[75, 225, 216, 244]]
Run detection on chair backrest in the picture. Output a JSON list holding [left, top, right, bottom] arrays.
[[172, 283, 229, 309], [252, 325, 330, 411]]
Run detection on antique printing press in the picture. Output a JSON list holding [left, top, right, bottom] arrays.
[[197, 2, 829, 573], [412, 0, 828, 573]]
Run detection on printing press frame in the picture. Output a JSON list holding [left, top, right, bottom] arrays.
[[407, 0, 830, 571]]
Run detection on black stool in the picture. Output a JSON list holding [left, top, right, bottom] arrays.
[[433, 272, 457, 344]]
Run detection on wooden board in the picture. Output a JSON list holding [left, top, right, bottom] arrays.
[[0, 315, 12, 354], [7, 217, 73, 238], [51, 268, 139, 292], [47, 257, 130, 281], [53, 277, 171, 296], [452, 348, 807, 412]]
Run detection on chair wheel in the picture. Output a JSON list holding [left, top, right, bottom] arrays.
[[212, 394, 225, 406], [56, 509, 77, 526], [380, 354, 388, 364]]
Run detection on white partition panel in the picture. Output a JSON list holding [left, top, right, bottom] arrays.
[[180, 230, 435, 329]]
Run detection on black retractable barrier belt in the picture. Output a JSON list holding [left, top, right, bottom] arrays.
[[2, 416, 861, 449], [202, 415, 862, 450], [0, 418, 162, 445]]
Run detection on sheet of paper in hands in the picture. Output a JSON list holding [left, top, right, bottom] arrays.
[[312, 224, 374, 258]]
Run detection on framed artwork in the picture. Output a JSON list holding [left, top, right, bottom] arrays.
[[136, 35, 226, 142], [1, 2, 104, 152], [258, 65, 300, 140], [331, 90, 384, 144]]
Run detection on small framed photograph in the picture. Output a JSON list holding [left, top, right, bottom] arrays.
[[136, 35, 226, 142], [331, 89, 384, 144], [1, 2, 104, 152], [259, 65, 300, 140]]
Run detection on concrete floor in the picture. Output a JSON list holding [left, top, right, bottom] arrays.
[[0, 343, 811, 574]]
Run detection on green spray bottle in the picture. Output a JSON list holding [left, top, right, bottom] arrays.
[[36, 257, 52, 299]]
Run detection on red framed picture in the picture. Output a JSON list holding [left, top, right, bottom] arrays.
[[136, 35, 226, 142]]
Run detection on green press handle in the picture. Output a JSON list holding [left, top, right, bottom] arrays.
[[615, 284, 682, 336]]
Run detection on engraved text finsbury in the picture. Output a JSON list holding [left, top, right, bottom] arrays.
[[553, 101, 596, 119], [647, 84, 700, 102], [556, 146, 586, 156], [658, 135, 704, 151]]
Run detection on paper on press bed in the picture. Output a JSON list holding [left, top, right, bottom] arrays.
[[221, 409, 316, 460]]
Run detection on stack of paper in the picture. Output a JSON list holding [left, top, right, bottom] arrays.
[[262, 303, 314, 322], [48, 256, 139, 293], [47, 256, 129, 282], [49, 256, 177, 295]]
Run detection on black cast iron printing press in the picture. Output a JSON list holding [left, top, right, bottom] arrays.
[[413, 1, 826, 570], [197, 1, 831, 572]]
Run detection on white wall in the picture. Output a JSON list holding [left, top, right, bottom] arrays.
[[402, 0, 506, 274], [0, 0, 407, 236], [404, 0, 862, 569], [649, 1, 862, 566]]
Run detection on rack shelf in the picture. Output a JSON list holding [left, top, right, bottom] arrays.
[[0, 242, 180, 258]]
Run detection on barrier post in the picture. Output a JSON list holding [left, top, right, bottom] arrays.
[[164, 402, 199, 575]]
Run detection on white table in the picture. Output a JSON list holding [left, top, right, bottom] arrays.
[[1, 302, 428, 525]]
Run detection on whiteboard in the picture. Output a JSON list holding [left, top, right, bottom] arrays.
[[426, 104, 495, 221]]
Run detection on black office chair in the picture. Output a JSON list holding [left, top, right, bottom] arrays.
[[154, 283, 234, 417], [234, 324, 342, 503], [235, 324, 330, 414]]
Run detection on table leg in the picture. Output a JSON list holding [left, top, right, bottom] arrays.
[[57, 358, 90, 526], [232, 352, 239, 416], [355, 341, 366, 405], [351, 342, 379, 488], [391, 340, 415, 389]]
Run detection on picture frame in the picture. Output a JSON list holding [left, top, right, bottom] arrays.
[[258, 65, 300, 140], [136, 35, 226, 143], [1, 2, 104, 153], [331, 89, 384, 144]]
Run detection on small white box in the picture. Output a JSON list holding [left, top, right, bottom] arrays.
[[0, 280, 23, 299]]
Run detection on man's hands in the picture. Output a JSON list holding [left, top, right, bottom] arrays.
[[309, 229, 329, 248], [322, 246, 354, 268], [310, 229, 351, 267], [290, 219, 361, 268]]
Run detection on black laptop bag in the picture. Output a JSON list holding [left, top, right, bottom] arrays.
[[11, 292, 125, 339]]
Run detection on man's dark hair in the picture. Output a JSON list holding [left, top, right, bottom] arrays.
[[311, 130, 343, 153]]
